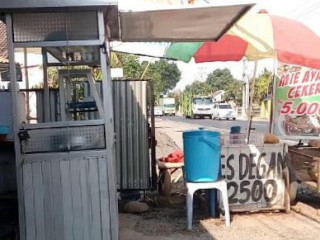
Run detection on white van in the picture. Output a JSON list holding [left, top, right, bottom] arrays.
[[212, 103, 237, 120]]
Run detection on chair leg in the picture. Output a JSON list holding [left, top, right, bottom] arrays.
[[220, 182, 231, 227], [187, 186, 195, 230]]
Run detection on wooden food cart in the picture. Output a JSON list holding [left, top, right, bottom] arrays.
[[289, 146, 320, 192]]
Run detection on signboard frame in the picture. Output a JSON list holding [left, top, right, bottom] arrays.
[[220, 144, 290, 212], [273, 62, 320, 139]]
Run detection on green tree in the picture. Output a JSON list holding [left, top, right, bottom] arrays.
[[184, 81, 212, 96], [153, 60, 181, 93], [141, 59, 181, 101], [205, 68, 242, 104], [253, 68, 272, 104], [206, 68, 234, 90], [111, 53, 181, 101], [111, 53, 143, 78]]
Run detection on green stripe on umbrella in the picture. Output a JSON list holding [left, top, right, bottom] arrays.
[[164, 42, 203, 62]]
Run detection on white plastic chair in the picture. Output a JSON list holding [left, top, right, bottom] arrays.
[[186, 180, 230, 230]]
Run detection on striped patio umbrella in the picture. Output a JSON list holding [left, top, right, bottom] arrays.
[[165, 10, 320, 69]]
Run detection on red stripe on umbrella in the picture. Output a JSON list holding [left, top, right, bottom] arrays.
[[194, 34, 248, 63], [271, 15, 320, 69]]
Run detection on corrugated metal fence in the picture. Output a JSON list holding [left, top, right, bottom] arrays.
[[113, 80, 154, 190], [22, 79, 155, 190]]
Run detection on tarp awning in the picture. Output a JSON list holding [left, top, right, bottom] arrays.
[[120, 2, 255, 42]]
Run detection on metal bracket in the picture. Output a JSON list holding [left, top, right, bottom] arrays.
[[100, 43, 107, 54]]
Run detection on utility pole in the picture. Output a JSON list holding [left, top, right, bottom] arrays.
[[242, 59, 249, 118]]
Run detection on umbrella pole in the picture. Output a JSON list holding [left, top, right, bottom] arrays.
[[246, 60, 258, 143], [269, 59, 278, 133], [140, 60, 152, 79]]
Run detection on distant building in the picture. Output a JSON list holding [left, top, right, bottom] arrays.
[[212, 90, 225, 102]]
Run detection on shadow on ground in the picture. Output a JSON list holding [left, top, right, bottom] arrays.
[[134, 206, 217, 240]]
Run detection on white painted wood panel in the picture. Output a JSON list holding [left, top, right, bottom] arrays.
[[22, 153, 112, 240], [51, 160, 65, 240], [23, 164, 36, 240], [32, 163, 46, 240], [70, 160, 83, 240], [89, 158, 102, 240], [79, 160, 91, 240], [60, 161, 74, 240], [42, 162, 54, 240], [98, 157, 111, 240]]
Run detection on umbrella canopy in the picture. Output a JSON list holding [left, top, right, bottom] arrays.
[[165, 10, 320, 69]]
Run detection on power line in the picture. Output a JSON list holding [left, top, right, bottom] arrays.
[[288, 1, 317, 16], [295, 2, 320, 19]]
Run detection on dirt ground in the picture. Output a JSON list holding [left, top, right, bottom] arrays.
[[120, 118, 320, 240]]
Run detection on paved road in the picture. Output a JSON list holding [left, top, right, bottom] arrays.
[[158, 115, 269, 133]]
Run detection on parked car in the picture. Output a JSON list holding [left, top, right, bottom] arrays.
[[212, 103, 237, 120], [154, 106, 164, 116]]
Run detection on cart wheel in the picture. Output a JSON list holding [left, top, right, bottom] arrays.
[[288, 161, 298, 205], [290, 181, 298, 206]]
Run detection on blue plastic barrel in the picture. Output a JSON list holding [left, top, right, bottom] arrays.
[[0, 125, 9, 135], [183, 128, 220, 182]]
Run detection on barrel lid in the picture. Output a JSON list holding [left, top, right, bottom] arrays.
[[183, 128, 220, 137], [230, 126, 241, 133]]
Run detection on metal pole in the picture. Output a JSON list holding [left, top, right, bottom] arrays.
[[140, 60, 151, 79], [42, 49, 50, 122], [242, 83, 246, 118], [23, 48, 30, 123], [242, 59, 247, 118], [245, 74, 250, 115], [149, 81, 157, 190], [269, 59, 278, 133], [246, 60, 258, 143], [6, 13, 26, 240], [98, 11, 118, 240]]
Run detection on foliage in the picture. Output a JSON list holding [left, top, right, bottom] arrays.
[[154, 60, 181, 93], [111, 53, 181, 101], [184, 81, 212, 96], [206, 68, 235, 90], [253, 68, 272, 103], [181, 68, 243, 105], [206, 68, 243, 104]]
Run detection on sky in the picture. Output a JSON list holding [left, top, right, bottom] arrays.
[[119, 0, 320, 90]]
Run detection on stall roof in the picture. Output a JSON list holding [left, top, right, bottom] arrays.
[[1, 0, 255, 44], [120, 1, 255, 42], [0, 1, 120, 41], [0, 0, 117, 10]]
